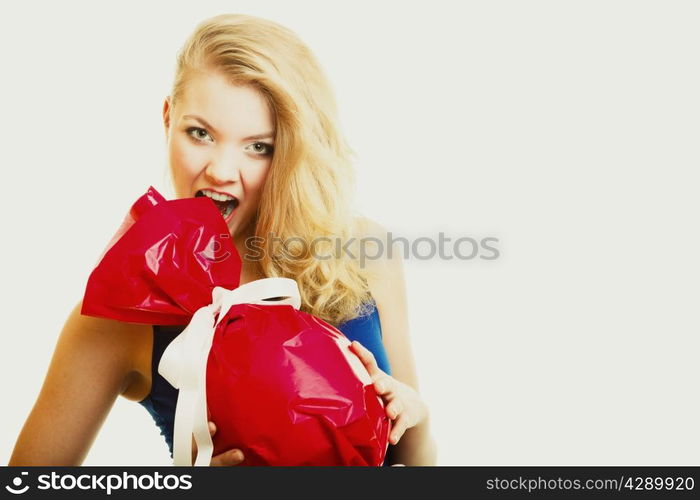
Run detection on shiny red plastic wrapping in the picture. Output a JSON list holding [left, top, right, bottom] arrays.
[[81, 186, 390, 466]]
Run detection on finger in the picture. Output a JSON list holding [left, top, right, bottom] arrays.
[[191, 423, 217, 461], [385, 399, 403, 420], [350, 341, 381, 376], [389, 414, 410, 445], [373, 376, 394, 397], [210, 448, 245, 466]]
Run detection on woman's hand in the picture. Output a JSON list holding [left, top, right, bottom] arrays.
[[191, 421, 245, 466], [349, 340, 428, 445]]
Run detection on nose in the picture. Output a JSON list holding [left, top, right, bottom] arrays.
[[204, 148, 243, 185]]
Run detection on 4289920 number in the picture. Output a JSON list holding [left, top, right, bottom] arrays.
[[624, 476, 694, 491]]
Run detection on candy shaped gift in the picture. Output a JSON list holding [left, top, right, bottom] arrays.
[[81, 186, 390, 466]]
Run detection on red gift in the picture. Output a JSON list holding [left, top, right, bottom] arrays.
[[81, 187, 390, 466]]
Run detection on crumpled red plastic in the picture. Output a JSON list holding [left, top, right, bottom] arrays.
[[81, 186, 390, 466]]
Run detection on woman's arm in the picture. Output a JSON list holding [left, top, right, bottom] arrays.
[[8, 300, 147, 465], [357, 217, 438, 466]]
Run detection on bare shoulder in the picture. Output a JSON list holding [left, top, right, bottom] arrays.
[[353, 216, 419, 390], [353, 215, 404, 292], [354, 215, 391, 241]]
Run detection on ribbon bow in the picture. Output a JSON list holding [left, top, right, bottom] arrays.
[[158, 277, 302, 466]]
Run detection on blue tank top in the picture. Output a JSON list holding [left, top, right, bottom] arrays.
[[137, 299, 396, 465]]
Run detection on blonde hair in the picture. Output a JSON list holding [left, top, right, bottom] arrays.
[[169, 13, 375, 326]]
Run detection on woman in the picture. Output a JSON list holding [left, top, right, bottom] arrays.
[[9, 13, 436, 466]]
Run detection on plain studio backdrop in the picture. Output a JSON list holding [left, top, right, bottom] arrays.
[[1, 0, 698, 466]]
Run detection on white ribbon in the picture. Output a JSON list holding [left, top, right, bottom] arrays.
[[158, 277, 302, 466]]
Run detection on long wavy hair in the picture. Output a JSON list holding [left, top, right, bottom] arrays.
[[168, 13, 375, 326]]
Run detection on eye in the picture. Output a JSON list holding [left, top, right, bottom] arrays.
[[186, 127, 213, 143], [245, 142, 275, 156]]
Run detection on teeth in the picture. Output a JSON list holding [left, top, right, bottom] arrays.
[[223, 203, 234, 218], [199, 189, 236, 202], [196, 189, 238, 219]]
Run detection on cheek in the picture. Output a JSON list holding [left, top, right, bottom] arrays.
[[242, 163, 272, 196], [169, 138, 205, 182]]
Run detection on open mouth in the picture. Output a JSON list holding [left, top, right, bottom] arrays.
[[195, 190, 239, 219]]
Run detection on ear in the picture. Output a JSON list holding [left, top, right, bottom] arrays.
[[162, 96, 172, 140]]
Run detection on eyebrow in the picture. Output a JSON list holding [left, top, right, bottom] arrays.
[[182, 114, 274, 141]]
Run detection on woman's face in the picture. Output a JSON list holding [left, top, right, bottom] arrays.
[[163, 71, 275, 242]]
